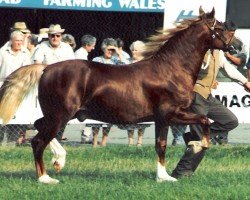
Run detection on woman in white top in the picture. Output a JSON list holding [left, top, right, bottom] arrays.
[[75, 34, 96, 60]]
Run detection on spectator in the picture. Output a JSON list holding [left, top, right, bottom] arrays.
[[0, 31, 31, 82], [1, 22, 31, 51], [33, 24, 75, 65], [74, 34, 97, 144], [33, 24, 75, 141], [93, 37, 130, 65], [170, 125, 186, 146], [27, 34, 39, 58], [91, 38, 126, 146], [126, 40, 146, 146], [75, 34, 96, 60], [37, 28, 49, 44], [62, 34, 76, 50], [0, 30, 31, 144], [115, 38, 130, 62], [129, 40, 144, 63]]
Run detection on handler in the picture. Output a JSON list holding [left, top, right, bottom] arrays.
[[171, 21, 250, 179]]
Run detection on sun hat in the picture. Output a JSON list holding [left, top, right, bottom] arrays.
[[10, 22, 31, 33], [37, 28, 49, 43], [48, 24, 65, 34], [38, 28, 49, 39]]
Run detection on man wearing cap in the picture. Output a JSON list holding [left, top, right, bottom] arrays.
[[33, 24, 75, 65]]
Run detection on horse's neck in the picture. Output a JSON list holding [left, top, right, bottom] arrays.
[[155, 28, 209, 82]]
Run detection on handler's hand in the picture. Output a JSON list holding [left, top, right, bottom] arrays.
[[243, 82, 250, 92], [212, 80, 219, 89]]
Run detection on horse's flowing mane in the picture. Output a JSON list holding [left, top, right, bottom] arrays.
[[143, 16, 201, 58]]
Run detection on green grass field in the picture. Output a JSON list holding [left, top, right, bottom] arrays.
[[0, 144, 249, 200]]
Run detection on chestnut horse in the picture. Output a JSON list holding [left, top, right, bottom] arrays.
[[0, 8, 241, 184]]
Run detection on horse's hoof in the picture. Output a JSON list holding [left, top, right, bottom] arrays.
[[38, 175, 59, 184], [156, 175, 177, 182], [53, 161, 62, 173]]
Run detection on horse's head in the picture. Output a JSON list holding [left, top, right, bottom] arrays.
[[199, 7, 242, 53]]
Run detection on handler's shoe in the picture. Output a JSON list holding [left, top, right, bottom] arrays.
[[171, 170, 193, 179]]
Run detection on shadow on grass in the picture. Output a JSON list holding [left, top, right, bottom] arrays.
[[0, 170, 37, 180], [0, 168, 156, 183], [58, 169, 156, 183]]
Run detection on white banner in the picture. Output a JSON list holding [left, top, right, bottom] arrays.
[[212, 82, 250, 123], [164, 0, 227, 29]]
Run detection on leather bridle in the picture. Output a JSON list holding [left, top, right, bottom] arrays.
[[205, 19, 235, 48]]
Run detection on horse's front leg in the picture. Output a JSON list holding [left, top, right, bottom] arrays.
[[155, 122, 177, 182], [170, 111, 211, 148]]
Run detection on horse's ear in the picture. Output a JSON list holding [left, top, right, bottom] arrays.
[[199, 6, 205, 16], [208, 7, 215, 18]]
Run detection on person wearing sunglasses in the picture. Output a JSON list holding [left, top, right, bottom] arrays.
[[33, 24, 75, 65], [32, 24, 75, 142]]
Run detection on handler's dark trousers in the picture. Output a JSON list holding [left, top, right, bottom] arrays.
[[172, 93, 238, 178]]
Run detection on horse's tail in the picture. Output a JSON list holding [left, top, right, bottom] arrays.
[[0, 64, 46, 124]]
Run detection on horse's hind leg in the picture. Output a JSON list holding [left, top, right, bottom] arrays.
[[50, 137, 67, 173], [155, 122, 177, 182]]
